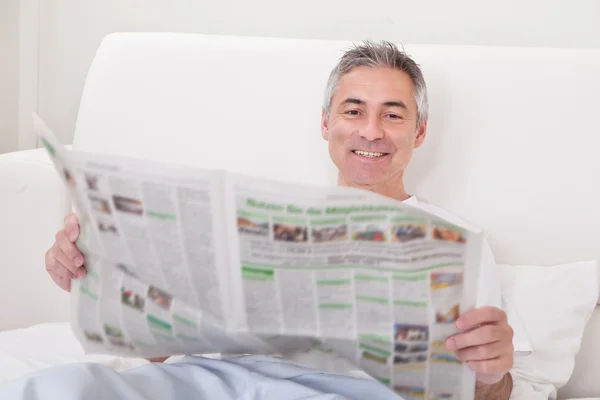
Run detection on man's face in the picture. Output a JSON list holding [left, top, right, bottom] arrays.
[[322, 66, 426, 190]]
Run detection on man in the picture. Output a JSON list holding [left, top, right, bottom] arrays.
[[318, 41, 517, 398], [42, 40, 518, 399]]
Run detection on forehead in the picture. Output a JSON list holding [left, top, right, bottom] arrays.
[[333, 66, 416, 108]]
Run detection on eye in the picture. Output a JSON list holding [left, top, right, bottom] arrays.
[[345, 109, 361, 116], [385, 113, 404, 120]]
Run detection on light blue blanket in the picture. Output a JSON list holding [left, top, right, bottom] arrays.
[[0, 355, 403, 400]]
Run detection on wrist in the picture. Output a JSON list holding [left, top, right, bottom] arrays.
[[145, 357, 168, 363], [475, 372, 512, 400]]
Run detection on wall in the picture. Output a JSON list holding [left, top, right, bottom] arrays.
[[0, 0, 19, 154], [26, 0, 600, 145]]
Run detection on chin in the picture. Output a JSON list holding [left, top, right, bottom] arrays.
[[344, 174, 386, 188]]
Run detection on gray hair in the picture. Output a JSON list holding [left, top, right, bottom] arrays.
[[323, 40, 429, 127]]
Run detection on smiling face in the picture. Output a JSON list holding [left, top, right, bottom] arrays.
[[322, 66, 427, 199]]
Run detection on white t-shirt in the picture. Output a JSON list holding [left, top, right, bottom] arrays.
[[403, 195, 532, 355]]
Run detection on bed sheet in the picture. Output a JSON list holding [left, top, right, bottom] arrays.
[[2, 324, 598, 400], [0, 323, 148, 384]]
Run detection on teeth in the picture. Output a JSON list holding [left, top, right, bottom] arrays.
[[354, 150, 385, 158]]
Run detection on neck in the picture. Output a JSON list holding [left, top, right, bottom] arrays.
[[338, 173, 410, 202]]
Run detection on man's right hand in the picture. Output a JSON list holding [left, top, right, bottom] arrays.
[[45, 212, 86, 292]]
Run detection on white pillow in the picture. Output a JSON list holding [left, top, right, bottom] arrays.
[[497, 261, 599, 400]]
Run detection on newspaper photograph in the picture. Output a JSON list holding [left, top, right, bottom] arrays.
[[34, 113, 481, 400]]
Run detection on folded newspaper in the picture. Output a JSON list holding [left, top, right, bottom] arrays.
[[34, 114, 482, 400]]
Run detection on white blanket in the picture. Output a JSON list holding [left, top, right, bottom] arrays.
[[0, 353, 400, 400]]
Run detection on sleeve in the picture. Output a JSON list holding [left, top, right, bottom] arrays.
[[478, 239, 551, 400], [508, 376, 557, 400]]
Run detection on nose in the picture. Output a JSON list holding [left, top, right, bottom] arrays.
[[359, 115, 384, 141]]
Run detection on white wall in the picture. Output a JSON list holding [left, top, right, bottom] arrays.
[[27, 0, 600, 145], [0, 0, 19, 154]]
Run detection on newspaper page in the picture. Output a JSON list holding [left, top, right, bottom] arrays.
[[34, 114, 480, 400], [224, 173, 481, 400]]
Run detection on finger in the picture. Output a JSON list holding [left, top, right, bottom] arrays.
[[52, 246, 85, 277], [64, 213, 80, 242], [446, 324, 501, 350], [45, 249, 73, 278], [49, 255, 77, 279], [60, 276, 72, 292], [48, 271, 71, 291], [50, 272, 72, 293], [56, 231, 84, 266], [455, 341, 509, 362], [456, 306, 506, 330], [467, 356, 513, 376]]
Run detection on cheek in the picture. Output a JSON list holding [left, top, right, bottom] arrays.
[[390, 132, 416, 157], [326, 125, 350, 151], [328, 122, 350, 139], [328, 137, 346, 164], [395, 128, 418, 147]]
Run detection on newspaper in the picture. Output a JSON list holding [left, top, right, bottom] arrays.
[[34, 114, 482, 400]]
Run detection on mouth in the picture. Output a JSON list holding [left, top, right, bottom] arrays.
[[352, 150, 389, 159]]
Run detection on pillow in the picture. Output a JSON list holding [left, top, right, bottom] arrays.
[[558, 307, 600, 399], [496, 261, 599, 400]]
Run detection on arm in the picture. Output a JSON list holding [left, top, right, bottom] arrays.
[[475, 373, 513, 400], [146, 357, 169, 363]]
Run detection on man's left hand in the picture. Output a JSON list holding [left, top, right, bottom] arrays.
[[446, 306, 514, 384]]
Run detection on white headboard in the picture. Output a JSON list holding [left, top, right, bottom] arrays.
[[73, 33, 600, 272], [4, 33, 599, 331]]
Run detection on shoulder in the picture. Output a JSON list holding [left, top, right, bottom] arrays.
[[405, 196, 498, 292], [402, 196, 482, 233], [404, 196, 533, 355], [404, 195, 497, 285], [403, 196, 493, 263]]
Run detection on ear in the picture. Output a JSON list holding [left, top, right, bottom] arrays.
[[321, 109, 330, 141], [414, 120, 427, 148]]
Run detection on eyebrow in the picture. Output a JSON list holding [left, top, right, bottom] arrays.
[[341, 98, 366, 106], [383, 100, 408, 110], [341, 97, 408, 109]]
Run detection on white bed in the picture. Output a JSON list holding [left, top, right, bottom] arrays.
[[1, 33, 600, 399]]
